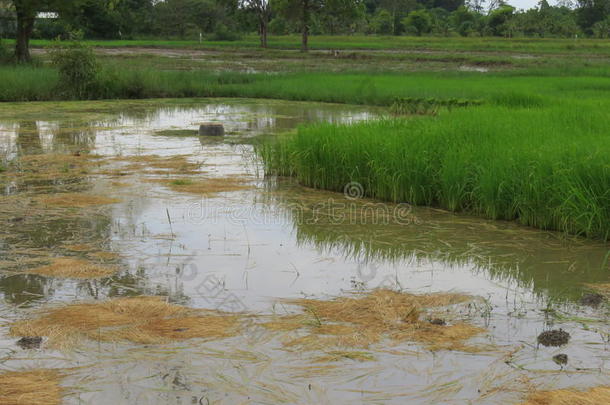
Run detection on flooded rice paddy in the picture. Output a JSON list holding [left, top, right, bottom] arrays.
[[0, 98, 608, 404]]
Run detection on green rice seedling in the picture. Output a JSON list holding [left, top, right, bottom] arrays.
[[260, 100, 610, 240]]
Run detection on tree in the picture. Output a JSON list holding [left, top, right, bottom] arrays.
[[402, 9, 432, 35], [577, 0, 610, 34], [241, 0, 271, 47], [10, 0, 84, 62], [370, 8, 394, 33], [273, 0, 361, 51], [273, 0, 319, 51], [450, 5, 475, 36], [379, 0, 417, 35], [487, 4, 514, 36], [320, 0, 365, 34]]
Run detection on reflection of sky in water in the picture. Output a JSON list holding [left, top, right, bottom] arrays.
[[0, 99, 608, 404]]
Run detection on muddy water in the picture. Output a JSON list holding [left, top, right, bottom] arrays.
[[0, 98, 608, 404]]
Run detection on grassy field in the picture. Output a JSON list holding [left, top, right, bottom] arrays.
[[1, 36, 609, 239], [6, 35, 610, 55], [2, 64, 609, 103]]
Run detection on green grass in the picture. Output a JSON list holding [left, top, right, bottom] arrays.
[[259, 101, 610, 240], [8, 35, 610, 55], [3, 63, 610, 104]]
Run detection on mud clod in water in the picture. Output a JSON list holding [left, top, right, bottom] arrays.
[[552, 353, 568, 366], [537, 329, 570, 347], [580, 293, 604, 307], [429, 318, 446, 326], [16, 336, 43, 350]]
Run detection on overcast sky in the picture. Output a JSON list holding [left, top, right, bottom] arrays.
[[499, 0, 570, 10], [508, 0, 542, 9]]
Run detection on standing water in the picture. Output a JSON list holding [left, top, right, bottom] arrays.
[[0, 98, 608, 404]]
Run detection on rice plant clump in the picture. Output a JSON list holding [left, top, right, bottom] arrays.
[[260, 102, 610, 240]]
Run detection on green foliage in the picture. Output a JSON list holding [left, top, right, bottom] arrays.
[[48, 40, 99, 99], [3, 0, 610, 40], [208, 22, 242, 41], [0, 39, 11, 63], [488, 5, 515, 37], [269, 17, 291, 34], [592, 16, 610, 38], [402, 9, 433, 36], [369, 9, 394, 34]]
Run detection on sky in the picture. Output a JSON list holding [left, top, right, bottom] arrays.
[[509, 0, 539, 8], [497, 0, 569, 10]]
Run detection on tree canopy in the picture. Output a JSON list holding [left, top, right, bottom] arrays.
[[2, 0, 609, 59]]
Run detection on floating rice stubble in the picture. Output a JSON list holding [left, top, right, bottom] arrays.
[[314, 350, 376, 362], [262, 289, 485, 353], [153, 177, 251, 196], [27, 257, 117, 279], [1, 153, 101, 183], [114, 154, 203, 174], [10, 296, 241, 348], [36, 193, 120, 208], [520, 386, 610, 405], [0, 369, 65, 405], [583, 283, 610, 297]]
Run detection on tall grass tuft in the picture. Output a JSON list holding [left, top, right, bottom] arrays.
[[260, 102, 610, 240]]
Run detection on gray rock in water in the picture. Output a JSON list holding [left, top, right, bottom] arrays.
[[199, 123, 224, 137]]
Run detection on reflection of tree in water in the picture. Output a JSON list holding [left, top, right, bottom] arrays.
[[0, 212, 113, 305], [268, 184, 609, 303], [16, 121, 42, 155], [0, 274, 50, 307], [48, 121, 97, 154]]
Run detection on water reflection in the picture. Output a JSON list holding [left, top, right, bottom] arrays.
[[271, 184, 609, 302], [0, 98, 378, 307]]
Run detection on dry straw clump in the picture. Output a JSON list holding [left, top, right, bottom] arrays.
[[1, 153, 101, 182], [27, 257, 117, 279], [36, 193, 120, 208], [584, 283, 610, 296], [10, 296, 241, 348], [262, 289, 485, 352], [152, 177, 251, 196], [520, 386, 610, 405], [113, 154, 203, 174], [0, 369, 65, 405]]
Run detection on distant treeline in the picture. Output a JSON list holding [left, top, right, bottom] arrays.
[[0, 0, 609, 41]]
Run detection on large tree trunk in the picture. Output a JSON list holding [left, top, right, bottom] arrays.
[[301, 0, 309, 52], [15, 7, 35, 63]]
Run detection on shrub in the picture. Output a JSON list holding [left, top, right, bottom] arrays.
[[0, 39, 12, 64], [48, 40, 99, 99], [208, 23, 241, 41], [269, 17, 291, 35]]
